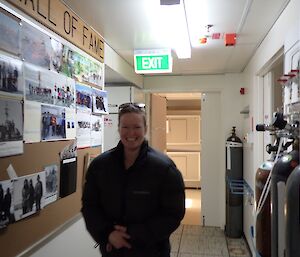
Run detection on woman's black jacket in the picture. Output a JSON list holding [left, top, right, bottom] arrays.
[[81, 140, 185, 257]]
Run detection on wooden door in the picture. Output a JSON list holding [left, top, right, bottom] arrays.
[[167, 115, 200, 144], [149, 94, 167, 153], [201, 92, 222, 227]]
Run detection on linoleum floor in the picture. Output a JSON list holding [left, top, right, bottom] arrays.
[[169, 189, 251, 257]]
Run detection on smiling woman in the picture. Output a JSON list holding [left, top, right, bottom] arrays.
[[118, 104, 147, 162], [82, 102, 186, 257]]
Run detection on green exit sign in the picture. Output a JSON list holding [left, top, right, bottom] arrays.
[[134, 49, 173, 74]]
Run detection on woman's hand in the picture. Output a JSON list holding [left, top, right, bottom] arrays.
[[108, 225, 131, 249]]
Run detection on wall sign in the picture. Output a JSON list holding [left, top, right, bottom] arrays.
[[5, 0, 104, 62], [134, 49, 172, 74]]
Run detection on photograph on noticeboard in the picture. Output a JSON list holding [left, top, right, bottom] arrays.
[[50, 38, 64, 73], [23, 101, 41, 143], [43, 164, 59, 207], [41, 104, 66, 141], [41, 70, 76, 108], [50, 38, 103, 87], [0, 54, 23, 97], [76, 83, 92, 111], [92, 88, 108, 114], [60, 140, 77, 160], [72, 52, 90, 83], [0, 98, 23, 157], [24, 63, 53, 105], [0, 179, 14, 229], [91, 114, 102, 147], [88, 60, 103, 86], [59, 45, 75, 78], [76, 109, 91, 149], [65, 108, 76, 140], [24, 63, 76, 108], [63, 77, 76, 108], [13, 171, 46, 221], [21, 22, 51, 69], [0, 10, 20, 55]]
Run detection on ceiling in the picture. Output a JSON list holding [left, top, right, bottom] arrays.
[[62, 0, 290, 84]]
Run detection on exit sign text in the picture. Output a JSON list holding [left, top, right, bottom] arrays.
[[134, 50, 172, 74]]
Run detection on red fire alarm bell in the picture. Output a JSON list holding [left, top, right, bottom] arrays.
[[225, 33, 236, 46]]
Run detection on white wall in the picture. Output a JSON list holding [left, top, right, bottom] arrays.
[[104, 43, 143, 88], [241, 0, 300, 255], [144, 73, 245, 228]]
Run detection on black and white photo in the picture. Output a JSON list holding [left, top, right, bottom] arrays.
[[91, 114, 102, 147], [13, 172, 45, 221], [44, 164, 59, 206], [0, 54, 23, 96], [76, 109, 91, 148], [0, 179, 14, 229], [0, 98, 23, 157]]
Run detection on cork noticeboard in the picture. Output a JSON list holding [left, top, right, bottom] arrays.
[[0, 140, 101, 257]]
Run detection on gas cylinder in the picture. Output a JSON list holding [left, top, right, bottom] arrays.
[[255, 160, 273, 257], [225, 126, 243, 238], [286, 164, 300, 257], [271, 145, 299, 257]]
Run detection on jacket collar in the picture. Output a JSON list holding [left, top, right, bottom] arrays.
[[113, 140, 148, 169]]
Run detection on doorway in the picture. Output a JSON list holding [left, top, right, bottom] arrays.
[[259, 52, 284, 162], [149, 91, 224, 227], [150, 92, 202, 225]]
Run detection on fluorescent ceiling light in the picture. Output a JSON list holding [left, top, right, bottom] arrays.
[[147, 0, 191, 59], [160, 1, 191, 58]]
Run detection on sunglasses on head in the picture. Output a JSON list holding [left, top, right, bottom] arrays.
[[118, 103, 145, 111]]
